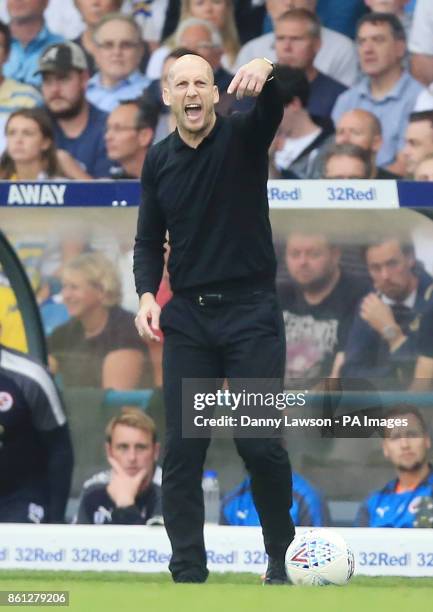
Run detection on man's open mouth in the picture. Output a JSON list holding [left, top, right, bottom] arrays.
[[185, 104, 202, 120]]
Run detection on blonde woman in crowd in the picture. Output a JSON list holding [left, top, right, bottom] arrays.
[[48, 252, 153, 390], [146, 0, 240, 78]]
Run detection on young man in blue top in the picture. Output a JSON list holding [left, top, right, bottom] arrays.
[[222, 472, 330, 527], [356, 405, 433, 527]]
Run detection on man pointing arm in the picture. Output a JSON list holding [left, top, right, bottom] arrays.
[[134, 55, 296, 585]]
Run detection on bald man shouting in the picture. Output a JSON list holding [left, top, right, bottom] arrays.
[[134, 55, 295, 585]]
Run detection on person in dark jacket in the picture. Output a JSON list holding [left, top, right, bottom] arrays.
[[342, 235, 433, 388], [0, 344, 73, 523]]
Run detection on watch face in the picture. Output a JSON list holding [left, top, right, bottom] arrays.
[[383, 326, 398, 341]]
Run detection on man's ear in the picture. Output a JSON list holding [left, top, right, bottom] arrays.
[[289, 96, 301, 112], [105, 442, 112, 459], [396, 39, 406, 62], [80, 70, 90, 88], [154, 442, 161, 463], [331, 246, 342, 265], [162, 87, 171, 107], [213, 85, 219, 105], [138, 127, 154, 148], [372, 133, 383, 154]]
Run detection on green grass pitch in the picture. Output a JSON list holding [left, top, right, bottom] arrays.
[[0, 572, 431, 612]]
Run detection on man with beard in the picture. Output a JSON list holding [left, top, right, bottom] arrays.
[[342, 235, 433, 388], [356, 405, 433, 527], [279, 230, 368, 387], [38, 41, 111, 178]]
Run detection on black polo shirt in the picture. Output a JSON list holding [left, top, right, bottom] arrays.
[[134, 75, 284, 296]]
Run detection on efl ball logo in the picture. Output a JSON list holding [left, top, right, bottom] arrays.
[[286, 529, 355, 586]]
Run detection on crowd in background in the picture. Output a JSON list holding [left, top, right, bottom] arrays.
[[1, 1, 433, 181]]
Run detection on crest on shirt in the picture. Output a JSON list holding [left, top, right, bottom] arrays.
[[28, 503, 44, 524], [408, 496, 423, 515], [94, 506, 112, 524], [0, 392, 13, 412], [375, 505, 389, 518]]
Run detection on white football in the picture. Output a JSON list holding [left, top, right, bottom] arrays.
[[286, 529, 355, 586]]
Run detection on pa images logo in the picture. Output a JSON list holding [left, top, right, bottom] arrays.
[[0, 392, 13, 412]]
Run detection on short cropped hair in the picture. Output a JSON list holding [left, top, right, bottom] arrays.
[[323, 142, 373, 178], [175, 17, 223, 48], [286, 228, 333, 248], [74, 0, 123, 9], [62, 251, 122, 307], [93, 13, 143, 44], [277, 9, 321, 39], [381, 404, 429, 438], [165, 47, 201, 62], [360, 233, 415, 261], [278, 66, 310, 108], [120, 97, 159, 132], [409, 111, 433, 129], [356, 12, 406, 41], [0, 20, 11, 54], [105, 407, 158, 444]]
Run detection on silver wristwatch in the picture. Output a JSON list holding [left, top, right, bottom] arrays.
[[382, 325, 400, 342], [263, 57, 275, 81]]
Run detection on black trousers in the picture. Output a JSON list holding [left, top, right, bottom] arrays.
[[0, 484, 48, 523], [160, 289, 295, 580]]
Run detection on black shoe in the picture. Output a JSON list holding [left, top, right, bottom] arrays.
[[173, 571, 208, 584], [263, 557, 289, 585]]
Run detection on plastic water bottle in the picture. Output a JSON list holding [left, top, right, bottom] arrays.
[[202, 470, 220, 524]]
